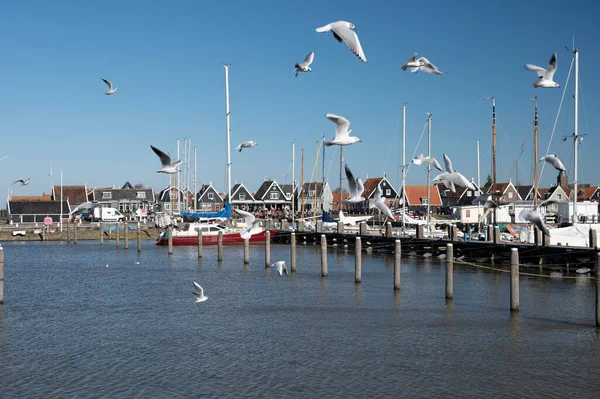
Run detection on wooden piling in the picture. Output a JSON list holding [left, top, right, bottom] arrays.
[[217, 231, 223, 261], [316, 221, 323, 233], [487, 225, 493, 242], [596, 252, 600, 327], [385, 222, 392, 238], [416, 225, 424, 239], [244, 238, 250, 264], [265, 230, 271, 268], [337, 221, 344, 234], [290, 232, 296, 272], [394, 239, 401, 291], [451, 225, 458, 242], [355, 237, 362, 284], [590, 229, 598, 249], [73, 223, 78, 245], [510, 248, 519, 312], [493, 226, 501, 244], [320, 234, 328, 277], [446, 243, 454, 300], [534, 227, 542, 246], [100, 223, 104, 245], [0, 247, 4, 304], [67, 221, 70, 243], [297, 220, 304, 232], [167, 226, 173, 255], [116, 223, 120, 248], [124, 222, 129, 249], [280, 219, 288, 231], [197, 228, 203, 258], [359, 222, 367, 236], [137, 223, 142, 252]]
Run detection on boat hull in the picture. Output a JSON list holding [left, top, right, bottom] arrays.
[[156, 229, 277, 246]]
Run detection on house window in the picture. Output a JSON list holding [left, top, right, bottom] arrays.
[[421, 198, 429, 205], [208, 192, 214, 200], [136, 191, 146, 199], [386, 189, 391, 196], [508, 192, 513, 199], [467, 191, 472, 197], [558, 194, 562, 200], [466, 210, 471, 217], [239, 193, 246, 200], [270, 192, 279, 200], [309, 190, 315, 197], [102, 192, 112, 199], [164, 203, 171, 211]]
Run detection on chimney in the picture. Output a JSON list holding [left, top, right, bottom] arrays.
[[557, 170, 568, 191]]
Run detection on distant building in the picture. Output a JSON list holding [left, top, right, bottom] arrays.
[[7, 199, 70, 223], [196, 183, 224, 212], [91, 182, 154, 213]]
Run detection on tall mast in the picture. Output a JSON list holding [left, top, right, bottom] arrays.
[[176, 138, 180, 214], [402, 105, 406, 233], [532, 97, 539, 206], [292, 142, 295, 224], [301, 147, 305, 219], [492, 96, 497, 224], [573, 48, 579, 223], [477, 140, 481, 225], [426, 114, 432, 227], [314, 140, 319, 224], [339, 147, 343, 211], [194, 145, 197, 211], [224, 64, 232, 203]]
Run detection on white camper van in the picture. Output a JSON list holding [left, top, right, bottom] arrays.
[[93, 207, 124, 222]]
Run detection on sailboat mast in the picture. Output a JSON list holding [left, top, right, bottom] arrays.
[[492, 97, 497, 224], [573, 48, 579, 222], [194, 146, 197, 211], [292, 142, 295, 224], [402, 105, 406, 233], [426, 114, 432, 227], [477, 140, 481, 225], [301, 147, 305, 219], [339, 147, 343, 211], [314, 140, 319, 224], [224, 65, 232, 203], [533, 97, 539, 206]]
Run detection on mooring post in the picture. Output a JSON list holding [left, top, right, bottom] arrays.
[[394, 239, 401, 291], [337, 221, 344, 234], [167, 225, 173, 255], [446, 243, 454, 300], [280, 219, 288, 231], [416, 225, 424, 239], [320, 234, 328, 277], [493, 226, 501, 244], [217, 231, 223, 261], [242, 238, 249, 264], [73, 223, 78, 245], [386, 222, 392, 238], [197, 228, 202, 258], [359, 222, 367, 236], [0, 246, 4, 304], [137, 222, 142, 253], [67, 221, 71, 243], [297, 220, 304, 232], [42, 227, 46, 241], [316, 221, 323, 233], [124, 222, 129, 249], [100, 223, 104, 245], [596, 252, 600, 327], [510, 248, 519, 312], [290, 232, 296, 272], [487, 225, 493, 242], [534, 227, 542, 246], [265, 230, 271, 268], [590, 230, 598, 249], [355, 237, 362, 283], [451, 225, 458, 242], [116, 223, 120, 248]]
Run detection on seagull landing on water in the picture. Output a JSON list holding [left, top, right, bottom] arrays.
[[294, 52, 314, 77], [235, 208, 264, 239], [235, 141, 257, 152], [539, 154, 566, 171], [324, 114, 361, 146], [316, 21, 366, 62], [412, 154, 442, 171], [151, 145, 181, 174], [343, 164, 365, 204], [101, 77, 118, 95], [525, 53, 559, 88], [370, 183, 394, 219], [270, 261, 288, 276], [192, 281, 208, 305], [13, 177, 30, 186]]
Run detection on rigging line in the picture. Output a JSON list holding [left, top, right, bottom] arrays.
[[325, 145, 338, 183], [404, 120, 429, 178], [309, 139, 324, 184], [537, 56, 574, 188], [508, 125, 534, 183], [382, 119, 402, 177], [283, 158, 293, 181], [579, 75, 590, 136]]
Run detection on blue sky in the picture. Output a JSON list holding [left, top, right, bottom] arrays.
[[1, 0, 598, 205]]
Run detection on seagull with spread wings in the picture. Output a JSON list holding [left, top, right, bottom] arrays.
[[324, 114, 362, 146], [101, 77, 118, 95], [294, 51, 315, 77], [151, 145, 181, 174], [316, 21, 367, 62], [525, 53, 559, 88]]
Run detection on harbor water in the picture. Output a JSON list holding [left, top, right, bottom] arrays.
[[0, 241, 599, 398]]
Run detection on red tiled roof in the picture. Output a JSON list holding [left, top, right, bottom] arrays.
[[577, 187, 599, 201], [405, 185, 442, 206], [485, 183, 510, 195], [362, 177, 383, 198], [10, 194, 52, 201], [53, 185, 87, 204], [332, 192, 349, 204]]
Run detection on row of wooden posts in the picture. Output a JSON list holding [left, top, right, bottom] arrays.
[[65, 222, 143, 252]]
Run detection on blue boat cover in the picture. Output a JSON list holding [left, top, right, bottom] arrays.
[[181, 203, 232, 219], [322, 211, 337, 223]]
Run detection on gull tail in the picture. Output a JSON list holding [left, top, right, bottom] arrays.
[[324, 141, 334, 147]]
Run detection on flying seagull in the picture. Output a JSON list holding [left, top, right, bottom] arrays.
[[324, 114, 361, 146], [13, 177, 30, 186], [412, 154, 442, 171], [401, 53, 422, 71], [101, 77, 118, 95], [192, 281, 208, 305], [433, 171, 475, 193], [370, 183, 394, 219], [316, 21, 367, 62], [343, 164, 365, 204], [0, 156, 9, 161], [270, 261, 288, 276], [151, 145, 181, 174], [408, 56, 444, 75], [443, 154, 454, 173], [518, 199, 557, 237], [235, 208, 263, 239], [539, 154, 566, 171], [525, 53, 559, 88], [235, 141, 257, 152], [294, 51, 315, 77]]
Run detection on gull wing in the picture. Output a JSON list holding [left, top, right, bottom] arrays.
[[101, 77, 113, 90], [151, 145, 172, 167], [325, 113, 351, 139], [235, 208, 256, 226], [545, 53, 557, 80], [356, 178, 365, 197], [192, 281, 204, 297], [525, 63, 546, 78], [300, 51, 315, 67], [373, 183, 383, 202], [330, 23, 367, 62], [430, 157, 443, 171], [418, 57, 443, 74], [443, 154, 454, 173], [344, 164, 358, 196]]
